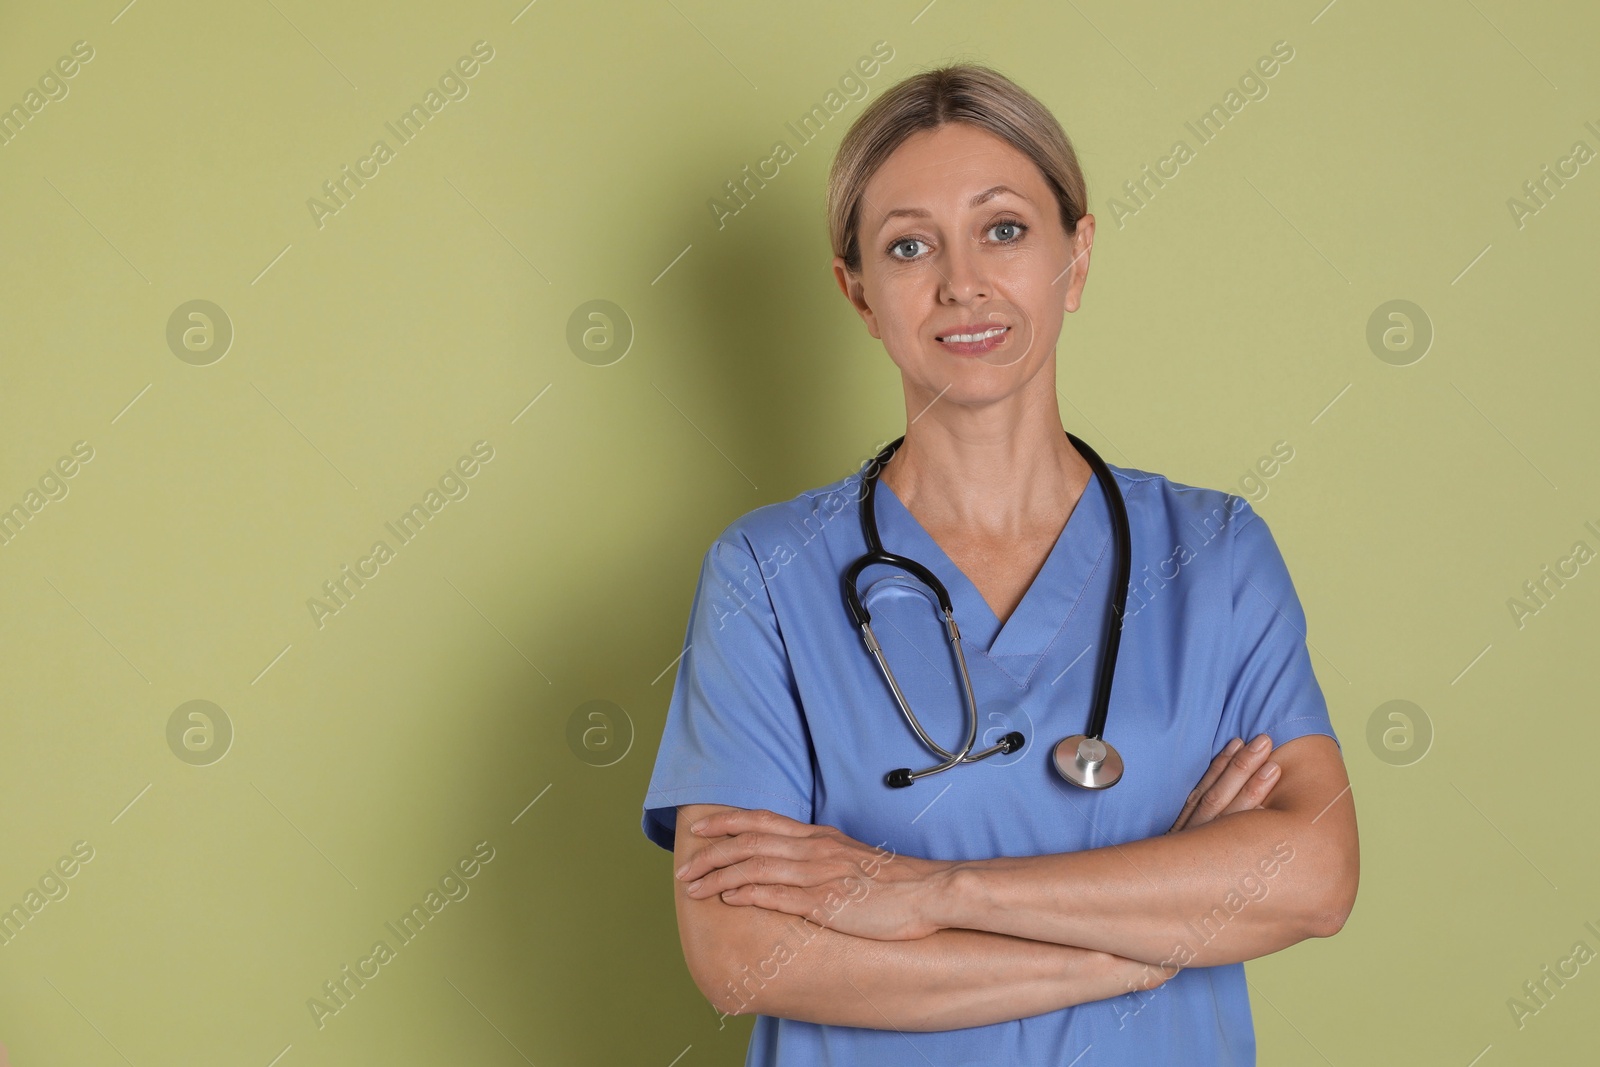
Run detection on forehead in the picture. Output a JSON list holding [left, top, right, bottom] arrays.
[[861, 122, 1049, 218]]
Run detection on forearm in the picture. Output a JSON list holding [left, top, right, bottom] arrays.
[[933, 808, 1347, 968], [699, 907, 1167, 1031]]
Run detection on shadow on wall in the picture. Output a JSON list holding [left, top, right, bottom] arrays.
[[421, 124, 898, 1060]]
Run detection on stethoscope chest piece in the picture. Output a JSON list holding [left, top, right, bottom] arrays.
[[1053, 734, 1123, 789]]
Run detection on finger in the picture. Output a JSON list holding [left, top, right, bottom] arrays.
[[1186, 739, 1245, 811], [1192, 735, 1274, 823], [685, 853, 829, 898], [690, 808, 819, 840], [720, 883, 854, 927], [1170, 739, 1243, 832], [718, 881, 808, 913], [677, 830, 814, 884], [1169, 796, 1196, 834], [1170, 788, 1201, 834], [1219, 759, 1281, 816]]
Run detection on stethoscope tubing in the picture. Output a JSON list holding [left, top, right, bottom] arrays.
[[1076, 431, 1132, 742], [842, 430, 1131, 787]]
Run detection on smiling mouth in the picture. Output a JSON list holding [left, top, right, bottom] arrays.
[[936, 325, 1010, 343]]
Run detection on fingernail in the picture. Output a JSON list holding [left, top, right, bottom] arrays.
[[686, 880, 703, 893], [1224, 738, 1243, 754], [1257, 761, 1279, 780], [675, 864, 689, 879], [1249, 734, 1271, 752], [689, 819, 707, 834]]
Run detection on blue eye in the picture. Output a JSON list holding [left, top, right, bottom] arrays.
[[889, 238, 926, 261], [990, 219, 1027, 242]]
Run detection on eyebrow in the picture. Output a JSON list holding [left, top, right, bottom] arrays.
[[873, 184, 1031, 233]]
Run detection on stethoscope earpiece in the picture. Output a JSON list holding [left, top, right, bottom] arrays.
[[885, 731, 1027, 788]]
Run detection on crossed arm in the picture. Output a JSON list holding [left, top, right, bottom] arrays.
[[671, 733, 1358, 1030]]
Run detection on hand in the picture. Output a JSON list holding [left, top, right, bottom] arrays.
[[675, 808, 947, 941], [1168, 734, 1281, 834]]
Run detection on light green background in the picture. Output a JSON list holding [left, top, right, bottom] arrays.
[[1, 0, 1596, 1063]]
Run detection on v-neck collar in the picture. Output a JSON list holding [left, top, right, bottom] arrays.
[[874, 469, 1114, 660]]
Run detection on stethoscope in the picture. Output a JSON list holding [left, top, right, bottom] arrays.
[[841, 430, 1133, 790]]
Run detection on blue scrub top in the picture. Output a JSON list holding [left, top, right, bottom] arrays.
[[641, 456, 1340, 1067]]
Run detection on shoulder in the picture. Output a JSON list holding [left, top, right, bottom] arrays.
[[1105, 461, 1294, 601], [1105, 460, 1256, 534], [704, 470, 865, 560], [1107, 462, 1309, 637]]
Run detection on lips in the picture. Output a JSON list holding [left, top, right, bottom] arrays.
[[935, 323, 1010, 342], [934, 323, 1012, 356]]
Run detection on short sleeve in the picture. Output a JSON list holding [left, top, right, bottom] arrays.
[[640, 538, 816, 852], [1218, 498, 1340, 753]]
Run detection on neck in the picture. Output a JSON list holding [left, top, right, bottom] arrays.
[[879, 370, 1091, 536]]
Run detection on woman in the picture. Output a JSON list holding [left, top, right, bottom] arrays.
[[641, 64, 1358, 1065]]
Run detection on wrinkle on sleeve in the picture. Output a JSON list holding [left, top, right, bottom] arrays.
[[640, 537, 816, 851]]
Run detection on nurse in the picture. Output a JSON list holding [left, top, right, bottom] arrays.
[[642, 64, 1358, 1065]]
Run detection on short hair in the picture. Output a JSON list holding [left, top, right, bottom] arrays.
[[827, 64, 1089, 273]]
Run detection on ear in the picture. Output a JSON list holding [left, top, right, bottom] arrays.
[[1061, 213, 1095, 315], [833, 256, 881, 339]]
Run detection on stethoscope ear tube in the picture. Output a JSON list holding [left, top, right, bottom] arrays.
[[1066, 432, 1132, 745]]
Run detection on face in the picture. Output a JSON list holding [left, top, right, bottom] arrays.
[[833, 121, 1094, 410]]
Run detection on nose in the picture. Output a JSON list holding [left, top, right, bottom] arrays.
[[937, 240, 990, 305]]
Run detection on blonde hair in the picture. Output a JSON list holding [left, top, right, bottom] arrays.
[[826, 64, 1089, 274]]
